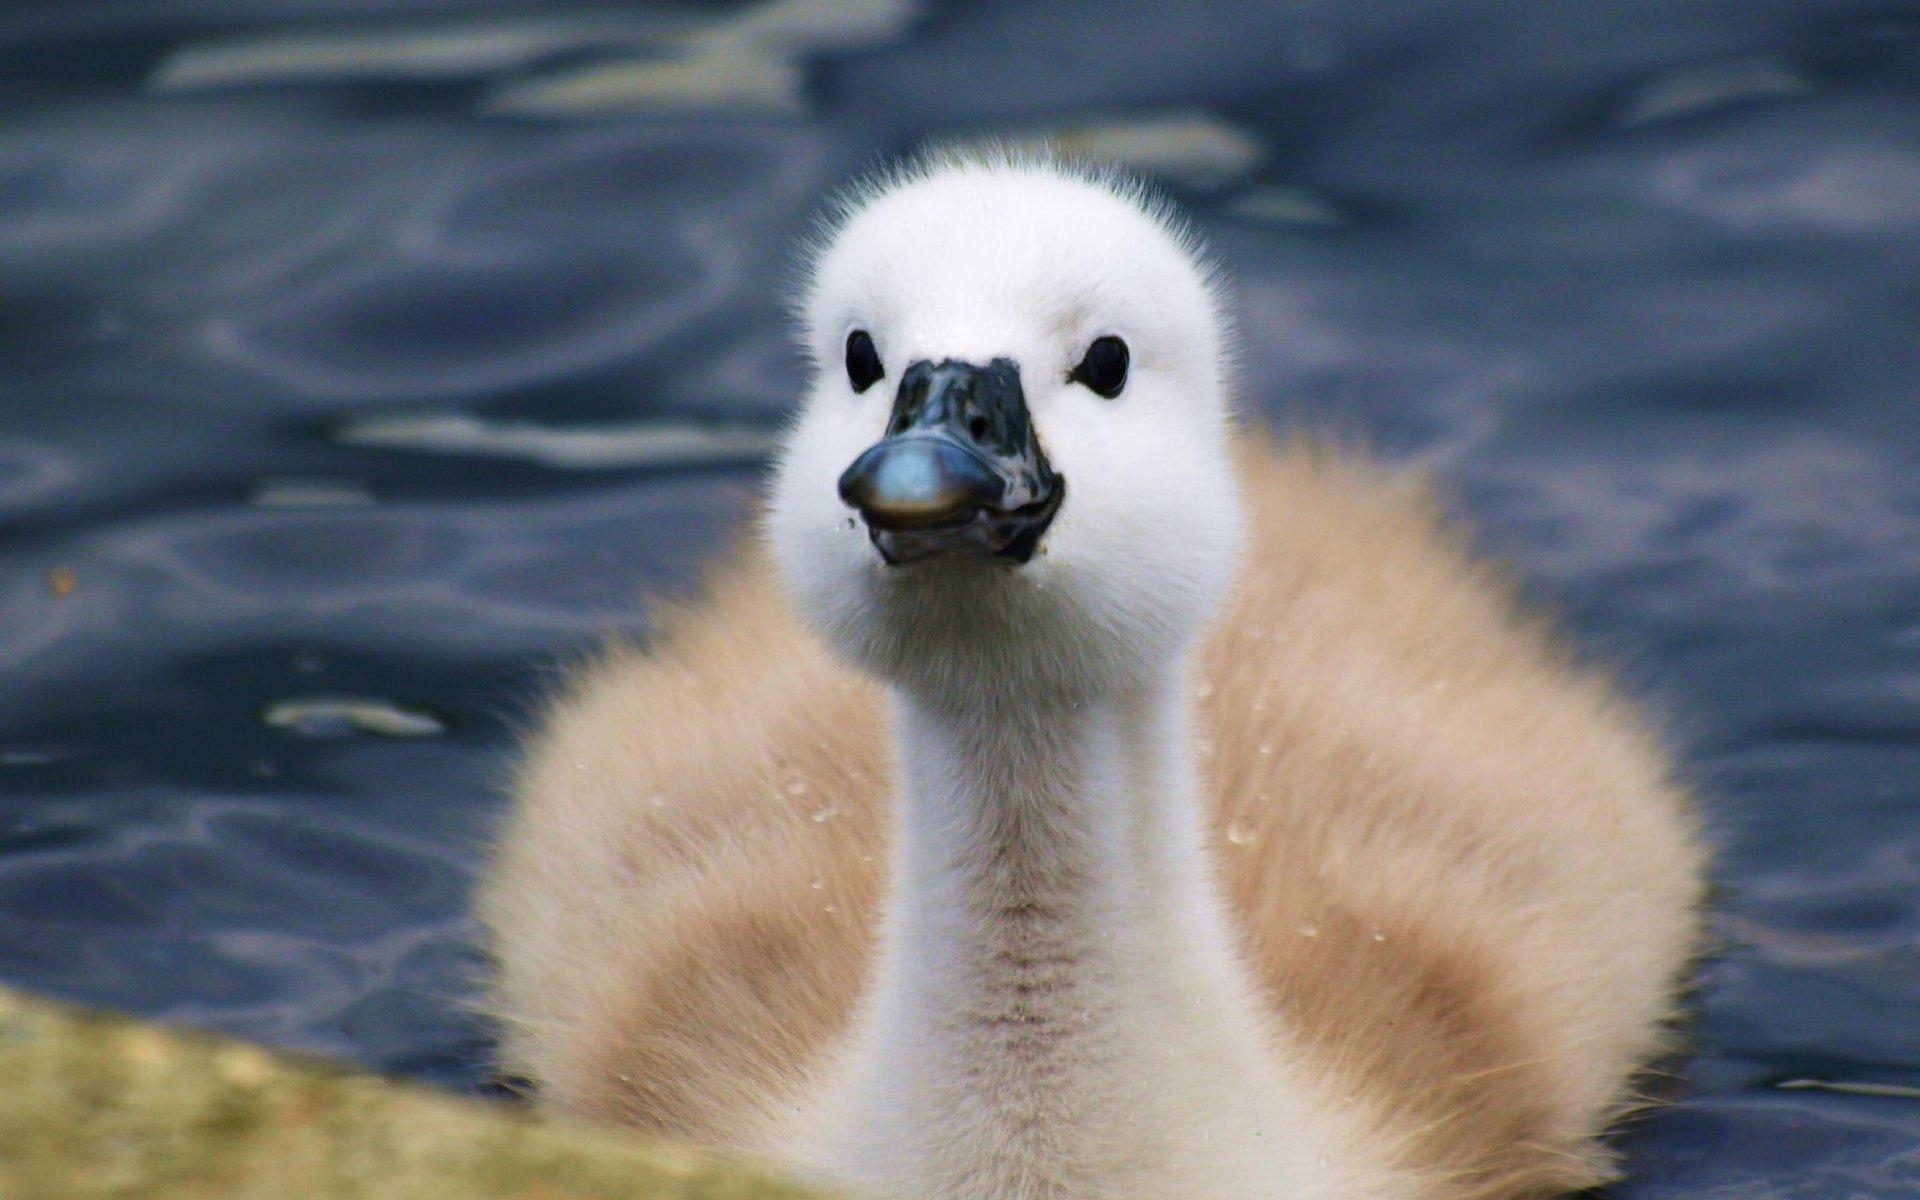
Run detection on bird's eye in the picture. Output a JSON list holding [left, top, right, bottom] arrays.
[[1070, 335, 1129, 398], [845, 329, 884, 393]]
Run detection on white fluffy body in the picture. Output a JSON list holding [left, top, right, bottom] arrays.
[[766, 155, 1382, 1200], [480, 151, 1705, 1200]]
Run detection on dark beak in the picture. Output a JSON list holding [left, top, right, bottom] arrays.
[[838, 358, 1064, 565]]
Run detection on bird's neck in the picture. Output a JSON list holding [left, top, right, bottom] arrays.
[[828, 659, 1297, 1195], [886, 668, 1245, 1029]]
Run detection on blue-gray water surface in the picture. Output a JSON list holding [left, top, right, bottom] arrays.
[[2, 1, 1917, 1194]]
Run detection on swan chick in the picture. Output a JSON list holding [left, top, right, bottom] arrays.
[[478, 152, 1706, 1200]]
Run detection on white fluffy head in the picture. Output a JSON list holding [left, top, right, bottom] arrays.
[[766, 151, 1244, 703]]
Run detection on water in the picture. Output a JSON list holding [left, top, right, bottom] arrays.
[[1, 1, 1917, 1193]]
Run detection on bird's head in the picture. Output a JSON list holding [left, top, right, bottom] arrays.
[[767, 152, 1243, 703]]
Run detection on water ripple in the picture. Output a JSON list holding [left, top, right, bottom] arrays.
[[1615, 56, 1815, 129], [335, 413, 778, 470]]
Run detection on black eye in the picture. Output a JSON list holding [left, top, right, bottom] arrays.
[[845, 329, 884, 393], [1071, 335, 1129, 398]]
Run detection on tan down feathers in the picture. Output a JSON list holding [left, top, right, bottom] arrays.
[[477, 433, 1705, 1199]]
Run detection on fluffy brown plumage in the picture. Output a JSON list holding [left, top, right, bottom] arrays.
[[478, 433, 1706, 1199]]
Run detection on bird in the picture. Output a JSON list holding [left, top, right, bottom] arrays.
[[476, 150, 1707, 1200]]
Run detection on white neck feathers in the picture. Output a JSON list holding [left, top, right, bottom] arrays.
[[800, 663, 1349, 1200], [886, 671, 1243, 1045]]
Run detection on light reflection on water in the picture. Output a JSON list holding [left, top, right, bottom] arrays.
[[0, 2, 1917, 1195]]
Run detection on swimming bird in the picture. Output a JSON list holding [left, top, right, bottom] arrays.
[[477, 152, 1706, 1200]]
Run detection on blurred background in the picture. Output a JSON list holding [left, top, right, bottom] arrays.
[[0, 1, 1916, 1194]]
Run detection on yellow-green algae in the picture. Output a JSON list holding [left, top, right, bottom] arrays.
[[0, 986, 831, 1200]]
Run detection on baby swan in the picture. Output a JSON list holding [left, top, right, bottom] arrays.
[[478, 154, 1706, 1200]]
